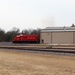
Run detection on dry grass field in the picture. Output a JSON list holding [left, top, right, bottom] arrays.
[[0, 49, 75, 75]]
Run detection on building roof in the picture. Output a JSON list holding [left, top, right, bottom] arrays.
[[41, 27, 75, 32]]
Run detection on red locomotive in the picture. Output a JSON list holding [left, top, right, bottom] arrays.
[[13, 34, 39, 43]]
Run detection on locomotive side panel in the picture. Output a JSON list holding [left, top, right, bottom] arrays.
[[13, 35, 39, 43]]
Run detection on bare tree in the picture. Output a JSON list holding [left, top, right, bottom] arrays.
[[22, 29, 29, 34], [5, 27, 20, 42], [71, 23, 75, 27], [0, 28, 5, 41]]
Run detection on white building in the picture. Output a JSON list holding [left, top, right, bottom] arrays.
[[40, 27, 75, 44]]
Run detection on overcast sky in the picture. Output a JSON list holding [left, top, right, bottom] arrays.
[[0, 0, 75, 31]]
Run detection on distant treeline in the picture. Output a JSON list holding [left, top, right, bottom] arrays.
[[0, 27, 41, 42]]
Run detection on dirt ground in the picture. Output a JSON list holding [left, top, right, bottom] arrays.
[[0, 49, 75, 75]]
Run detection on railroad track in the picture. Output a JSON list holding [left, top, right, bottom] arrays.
[[0, 46, 75, 54]]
